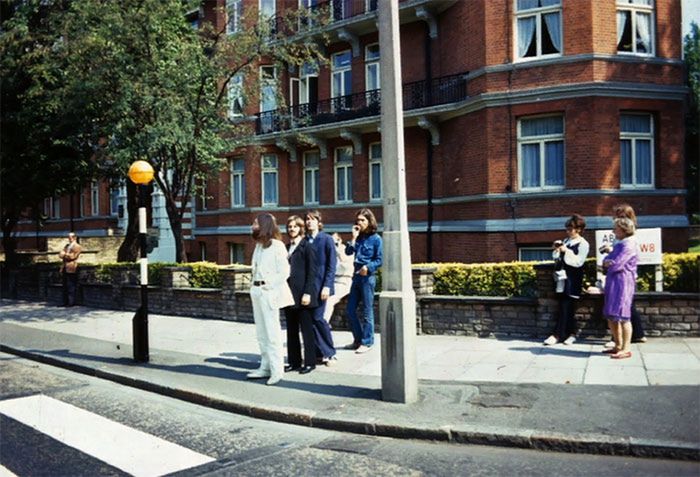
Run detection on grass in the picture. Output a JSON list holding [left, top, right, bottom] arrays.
[[690, 239, 700, 253]]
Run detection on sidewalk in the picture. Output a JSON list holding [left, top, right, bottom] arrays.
[[1, 299, 699, 460]]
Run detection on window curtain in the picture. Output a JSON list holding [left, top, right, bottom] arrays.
[[521, 116, 563, 136], [616, 11, 627, 45], [544, 141, 564, 186], [621, 114, 650, 132], [517, 0, 540, 10], [543, 12, 561, 52], [635, 12, 651, 53], [521, 144, 540, 188], [371, 163, 381, 199], [620, 139, 632, 184], [635, 140, 652, 184], [518, 16, 536, 57], [263, 173, 277, 204]]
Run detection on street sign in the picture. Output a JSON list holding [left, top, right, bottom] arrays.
[[595, 228, 663, 291]]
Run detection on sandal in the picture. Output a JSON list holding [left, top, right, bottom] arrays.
[[602, 348, 619, 354], [610, 351, 632, 359]]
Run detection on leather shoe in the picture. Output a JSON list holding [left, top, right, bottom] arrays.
[[299, 365, 315, 374], [284, 364, 301, 372]]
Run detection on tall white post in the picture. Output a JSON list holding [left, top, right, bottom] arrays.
[[378, 0, 418, 403]]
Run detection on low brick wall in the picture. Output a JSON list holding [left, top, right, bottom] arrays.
[[4, 263, 699, 338]]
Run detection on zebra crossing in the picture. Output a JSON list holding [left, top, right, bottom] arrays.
[[0, 394, 215, 477]]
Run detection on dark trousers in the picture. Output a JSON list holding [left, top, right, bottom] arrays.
[[553, 294, 577, 339], [285, 307, 316, 368], [62, 272, 78, 307], [312, 302, 336, 359], [630, 301, 645, 340]]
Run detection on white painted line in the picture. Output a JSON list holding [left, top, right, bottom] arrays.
[[0, 395, 214, 477], [0, 464, 19, 477]]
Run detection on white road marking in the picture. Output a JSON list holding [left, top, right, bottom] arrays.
[[0, 464, 19, 477], [0, 394, 214, 477]]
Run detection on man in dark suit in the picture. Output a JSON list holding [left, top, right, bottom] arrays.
[[284, 216, 319, 374], [304, 210, 337, 364]]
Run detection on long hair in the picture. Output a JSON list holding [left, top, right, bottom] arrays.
[[305, 209, 323, 230], [613, 203, 638, 226], [356, 208, 378, 235], [253, 213, 281, 247]]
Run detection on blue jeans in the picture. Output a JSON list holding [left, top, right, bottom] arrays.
[[346, 275, 376, 346]]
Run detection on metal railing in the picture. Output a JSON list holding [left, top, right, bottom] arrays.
[[255, 72, 468, 135]]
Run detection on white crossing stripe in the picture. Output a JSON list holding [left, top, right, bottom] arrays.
[[0, 395, 214, 477]]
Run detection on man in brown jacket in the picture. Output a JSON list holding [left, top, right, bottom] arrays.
[[59, 232, 82, 306]]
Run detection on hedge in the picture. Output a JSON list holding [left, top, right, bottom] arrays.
[[430, 253, 699, 297], [188, 262, 223, 289]]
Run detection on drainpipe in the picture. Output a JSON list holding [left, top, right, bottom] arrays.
[[425, 21, 434, 262]]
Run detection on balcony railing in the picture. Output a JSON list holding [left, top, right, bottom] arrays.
[[255, 72, 468, 135]]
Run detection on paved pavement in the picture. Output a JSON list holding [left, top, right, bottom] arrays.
[[1, 299, 699, 460]]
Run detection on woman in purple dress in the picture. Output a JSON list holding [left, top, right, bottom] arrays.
[[602, 217, 639, 359]]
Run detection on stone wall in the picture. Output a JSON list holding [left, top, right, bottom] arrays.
[[4, 263, 698, 338]]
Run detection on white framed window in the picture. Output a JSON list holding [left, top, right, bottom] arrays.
[[518, 115, 565, 191], [199, 242, 207, 261], [198, 178, 208, 211], [365, 44, 380, 105], [261, 154, 279, 206], [617, 0, 654, 56], [334, 146, 353, 204], [299, 0, 321, 29], [289, 62, 319, 107], [226, 0, 243, 34], [620, 113, 654, 188], [369, 142, 382, 201], [229, 242, 245, 264], [515, 0, 562, 60], [90, 181, 100, 216], [259, 66, 277, 133], [228, 73, 244, 118], [43, 197, 60, 219], [230, 157, 245, 207], [331, 50, 352, 111], [519, 247, 553, 262], [260, 0, 276, 35], [365, 0, 378, 12], [303, 151, 320, 205]]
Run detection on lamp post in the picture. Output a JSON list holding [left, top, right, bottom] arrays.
[[127, 160, 154, 363]]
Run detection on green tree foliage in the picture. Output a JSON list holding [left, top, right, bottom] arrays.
[[58, 0, 326, 262], [685, 22, 699, 220], [0, 0, 96, 264]]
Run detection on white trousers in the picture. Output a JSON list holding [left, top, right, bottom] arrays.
[[250, 287, 284, 378]]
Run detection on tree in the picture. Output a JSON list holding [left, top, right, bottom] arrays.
[[684, 22, 699, 220], [0, 0, 96, 266], [60, 0, 327, 262]]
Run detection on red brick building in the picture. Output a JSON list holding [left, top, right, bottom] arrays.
[[18, 0, 689, 264]]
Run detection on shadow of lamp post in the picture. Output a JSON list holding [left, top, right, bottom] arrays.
[[127, 160, 154, 363]]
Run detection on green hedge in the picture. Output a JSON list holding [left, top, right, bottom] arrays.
[[430, 253, 699, 297], [188, 262, 223, 289], [432, 262, 537, 297]]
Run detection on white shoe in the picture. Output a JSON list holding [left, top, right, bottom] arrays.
[[603, 340, 616, 349], [355, 345, 371, 354], [543, 335, 558, 346], [247, 370, 270, 379], [323, 356, 337, 367], [563, 335, 576, 345], [266, 375, 282, 386]]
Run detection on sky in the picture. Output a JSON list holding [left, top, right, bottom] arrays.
[[683, 0, 699, 36]]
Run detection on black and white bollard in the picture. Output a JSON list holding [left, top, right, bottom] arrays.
[[133, 184, 150, 362]]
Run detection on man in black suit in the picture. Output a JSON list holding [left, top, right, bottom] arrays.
[[284, 216, 319, 374]]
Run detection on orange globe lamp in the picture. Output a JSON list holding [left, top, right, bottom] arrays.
[[128, 160, 154, 185]]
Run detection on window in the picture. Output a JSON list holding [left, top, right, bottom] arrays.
[[43, 197, 60, 219], [261, 154, 279, 206], [226, 0, 242, 34], [230, 158, 245, 207], [90, 181, 100, 216], [617, 0, 654, 55], [303, 151, 320, 205], [260, 0, 276, 35], [80, 189, 86, 217], [334, 146, 353, 203], [259, 66, 277, 133], [229, 242, 245, 264], [110, 187, 120, 216], [518, 115, 565, 190], [228, 73, 244, 118], [365, 44, 380, 105], [199, 242, 207, 262], [620, 113, 654, 188], [197, 178, 208, 211], [519, 247, 553, 262], [515, 0, 562, 60], [369, 142, 382, 201], [331, 51, 352, 111]]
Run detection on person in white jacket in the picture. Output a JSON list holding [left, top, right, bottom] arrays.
[[247, 213, 294, 385]]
